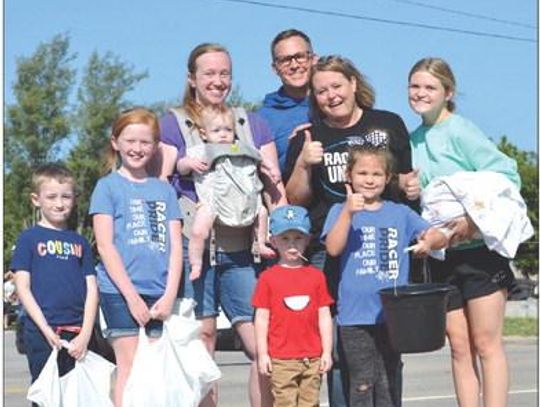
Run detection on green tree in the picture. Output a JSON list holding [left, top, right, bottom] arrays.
[[5, 33, 75, 168], [4, 33, 76, 270], [4, 36, 150, 269], [66, 51, 148, 238], [228, 85, 261, 111], [498, 137, 538, 276]]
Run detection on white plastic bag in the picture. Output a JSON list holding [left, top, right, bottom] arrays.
[[27, 347, 61, 406], [27, 343, 115, 407], [61, 350, 116, 406], [169, 299, 222, 402], [123, 299, 221, 407]]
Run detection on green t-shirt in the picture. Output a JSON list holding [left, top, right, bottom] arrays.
[[410, 114, 520, 250], [410, 114, 520, 189]]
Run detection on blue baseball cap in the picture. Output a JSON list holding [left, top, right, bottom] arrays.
[[270, 205, 311, 236]]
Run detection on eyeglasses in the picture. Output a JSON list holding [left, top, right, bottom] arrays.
[[199, 70, 232, 80], [274, 51, 312, 68]]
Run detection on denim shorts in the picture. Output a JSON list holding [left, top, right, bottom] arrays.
[[180, 239, 259, 325], [99, 292, 164, 339]]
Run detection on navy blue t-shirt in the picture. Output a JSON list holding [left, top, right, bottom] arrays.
[[10, 225, 95, 326]]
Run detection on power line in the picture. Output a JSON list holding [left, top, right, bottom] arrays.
[[211, 0, 536, 44], [393, 0, 536, 30]]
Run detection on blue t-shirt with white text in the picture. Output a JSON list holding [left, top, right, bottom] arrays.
[[321, 201, 429, 325], [89, 172, 182, 295]]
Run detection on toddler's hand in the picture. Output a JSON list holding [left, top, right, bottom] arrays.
[[257, 353, 272, 376], [179, 157, 209, 174], [345, 184, 364, 214], [319, 352, 333, 373]]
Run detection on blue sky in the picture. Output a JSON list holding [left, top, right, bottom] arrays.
[[5, 0, 538, 152]]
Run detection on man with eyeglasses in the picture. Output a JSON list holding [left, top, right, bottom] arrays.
[[258, 29, 317, 173], [259, 30, 349, 407]]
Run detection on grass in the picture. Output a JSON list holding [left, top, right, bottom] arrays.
[[503, 317, 538, 337]]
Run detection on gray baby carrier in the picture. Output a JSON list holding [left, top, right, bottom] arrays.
[[170, 107, 264, 264]]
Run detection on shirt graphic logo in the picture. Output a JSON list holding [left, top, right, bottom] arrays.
[[37, 240, 83, 260]]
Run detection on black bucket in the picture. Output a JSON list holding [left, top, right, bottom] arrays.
[[379, 283, 453, 353]]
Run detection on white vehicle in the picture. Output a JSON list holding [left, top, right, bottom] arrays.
[[216, 309, 242, 350]]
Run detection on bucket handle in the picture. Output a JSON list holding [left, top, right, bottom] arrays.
[[393, 254, 433, 296], [422, 258, 432, 283]]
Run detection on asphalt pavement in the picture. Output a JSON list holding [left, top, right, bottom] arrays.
[[3, 330, 537, 407]]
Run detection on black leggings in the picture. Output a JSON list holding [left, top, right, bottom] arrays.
[[340, 325, 401, 407]]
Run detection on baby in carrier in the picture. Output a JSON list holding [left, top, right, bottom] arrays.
[[177, 105, 278, 279]]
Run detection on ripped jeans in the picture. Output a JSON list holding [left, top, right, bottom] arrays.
[[339, 324, 401, 407]]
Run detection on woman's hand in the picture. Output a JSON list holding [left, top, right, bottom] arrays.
[[445, 215, 479, 245], [399, 169, 421, 201], [259, 159, 281, 185], [300, 129, 324, 166], [288, 123, 312, 140]]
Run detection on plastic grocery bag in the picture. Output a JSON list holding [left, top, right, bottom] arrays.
[[123, 299, 221, 407], [27, 342, 115, 407], [27, 347, 61, 406], [61, 350, 116, 406], [170, 299, 222, 401]]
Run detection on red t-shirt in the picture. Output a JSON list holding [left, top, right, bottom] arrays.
[[252, 264, 334, 359]]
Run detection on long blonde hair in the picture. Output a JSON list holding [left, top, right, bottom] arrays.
[[104, 107, 160, 173], [408, 57, 457, 112], [182, 43, 232, 125], [309, 55, 375, 120]]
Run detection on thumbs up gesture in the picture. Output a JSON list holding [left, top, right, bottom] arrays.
[[399, 168, 421, 200], [300, 129, 324, 166], [345, 183, 365, 214]]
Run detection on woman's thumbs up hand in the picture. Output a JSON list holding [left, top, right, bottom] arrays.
[[300, 129, 324, 166]]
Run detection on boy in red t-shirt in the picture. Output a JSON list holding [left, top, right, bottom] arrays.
[[253, 205, 334, 406]]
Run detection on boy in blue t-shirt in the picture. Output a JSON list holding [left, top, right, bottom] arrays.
[[10, 164, 98, 388]]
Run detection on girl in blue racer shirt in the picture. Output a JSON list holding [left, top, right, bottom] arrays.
[[322, 144, 447, 407], [89, 108, 182, 407]]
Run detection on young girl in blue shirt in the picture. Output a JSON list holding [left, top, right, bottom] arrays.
[[89, 108, 182, 407], [322, 144, 447, 406]]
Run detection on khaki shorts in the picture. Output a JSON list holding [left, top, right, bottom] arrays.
[[270, 357, 322, 407]]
